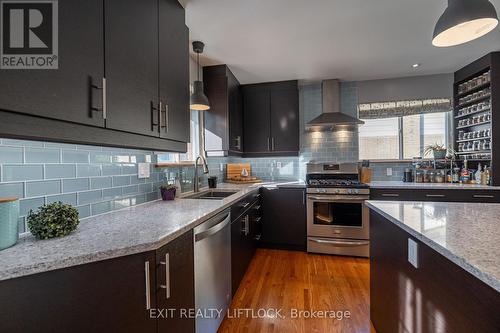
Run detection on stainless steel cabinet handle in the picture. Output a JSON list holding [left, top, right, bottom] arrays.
[[473, 194, 494, 198], [240, 202, 250, 209], [267, 137, 271, 151], [242, 215, 249, 236], [102, 78, 107, 119], [235, 136, 241, 150], [271, 137, 275, 151], [381, 193, 399, 197], [159, 101, 164, 130], [151, 101, 159, 131], [165, 103, 169, 132], [90, 77, 107, 119], [159, 253, 170, 299], [252, 216, 262, 223], [302, 190, 305, 205], [144, 261, 151, 310], [426, 194, 445, 198], [310, 238, 369, 247], [252, 205, 261, 210]]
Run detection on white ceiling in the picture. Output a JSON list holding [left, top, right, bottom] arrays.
[[181, 0, 500, 84]]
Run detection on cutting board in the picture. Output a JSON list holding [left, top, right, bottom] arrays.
[[226, 163, 262, 183]]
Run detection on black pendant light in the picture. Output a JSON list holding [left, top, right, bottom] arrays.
[[433, 0, 498, 47], [190, 41, 210, 111]]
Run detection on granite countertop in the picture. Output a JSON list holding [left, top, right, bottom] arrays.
[[366, 200, 500, 292], [368, 181, 500, 190], [0, 183, 262, 282]]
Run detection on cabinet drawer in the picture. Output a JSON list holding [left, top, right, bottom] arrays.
[[461, 190, 500, 203], [231, 190, 260, 221]]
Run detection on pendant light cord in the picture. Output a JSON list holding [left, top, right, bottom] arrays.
[[197, 52, 200, 81]]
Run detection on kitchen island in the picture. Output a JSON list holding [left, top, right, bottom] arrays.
[[366, 200, 500, 333]]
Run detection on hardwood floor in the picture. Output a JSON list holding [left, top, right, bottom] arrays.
[[218, 249, 373, 333]]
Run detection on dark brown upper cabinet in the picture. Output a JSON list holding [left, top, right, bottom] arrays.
[[0, 0, 190, 152], [0, 0, 105, 127], [105, 0, 159, 137], [158, 0, 190, 143], [203, 65, 243, 155], [242, 80, 299, 157]]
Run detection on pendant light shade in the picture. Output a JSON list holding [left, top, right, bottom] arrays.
[[190, 41, 210, 111], [190, 80, 210, 111], [433, 0, 498, 47]]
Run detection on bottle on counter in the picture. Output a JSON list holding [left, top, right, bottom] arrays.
[[460, 160, 470, 184], [474, 163, 482, 185], [480, 166, 488, 185], [485, 167, 491, 186], [452, 167, 460, 183]]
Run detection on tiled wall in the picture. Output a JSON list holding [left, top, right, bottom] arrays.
[[0, 139, 175, 234], [369, 162, 412, 181], [208, 82, 362, 182]]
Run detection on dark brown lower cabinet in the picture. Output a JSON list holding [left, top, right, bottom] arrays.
[[0, 230, 195, 333], [230, 198, 261, 296], [370, 210, 500, 333], [370, 188, 500, 203], [156, 230, 195, 333], [260, 187, 306, 251], [0, 251, 157, 333]]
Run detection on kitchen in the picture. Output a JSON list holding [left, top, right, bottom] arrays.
[[0, 0, 499, 332]]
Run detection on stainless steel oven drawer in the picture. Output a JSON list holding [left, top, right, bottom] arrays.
[[307, 237, 369, 258]]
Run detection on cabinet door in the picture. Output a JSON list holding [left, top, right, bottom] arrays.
[[203, 75, 229, 151], [231, 213, 254, 296], [243, 89, 271, 153], [105, 0, 159, 137], [156, 230, 195, 333], [261, 188, 306, 250], [228, 75, 243, 153], [159, 0, 190, 143], [0, 0, 104, 127], [270, 88, 299, 153], [0, 252, 156, 333]]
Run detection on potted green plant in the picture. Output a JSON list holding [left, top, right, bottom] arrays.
[[160, 184, 177, 201], [423, 143, 449, 159], [27, 202, 79, 240]]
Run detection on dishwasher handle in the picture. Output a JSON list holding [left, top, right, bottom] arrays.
[[195, 213, 231, 242]]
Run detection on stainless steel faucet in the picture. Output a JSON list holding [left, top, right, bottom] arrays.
[[194, 155, 209, 192]]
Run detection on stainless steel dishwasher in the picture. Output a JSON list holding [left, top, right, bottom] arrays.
[[194, 209, 232, 333]]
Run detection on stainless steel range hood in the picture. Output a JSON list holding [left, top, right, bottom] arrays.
[[305, 79, 364, 131]]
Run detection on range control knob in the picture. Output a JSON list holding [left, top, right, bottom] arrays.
[[347, 189, 352, 194], [354, 189, 359, 194], [335, 189, 340, 194]]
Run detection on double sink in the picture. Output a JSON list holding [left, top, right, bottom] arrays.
[[183, 189, 238, 200]]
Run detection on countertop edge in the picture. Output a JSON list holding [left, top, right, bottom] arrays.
[[366, 201, 500, 293]]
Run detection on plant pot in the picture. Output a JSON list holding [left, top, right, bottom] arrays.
[[433, 149, 447, 159], [161, 188, 176, 201], [0, 197, 19, 250]]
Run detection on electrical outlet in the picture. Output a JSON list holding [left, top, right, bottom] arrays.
[[220, 163, 224, 172], [408, 238, 418, 268], [386, 168, 393, 176], [138, 163, 150, 179], [276, 162, 282, 169]]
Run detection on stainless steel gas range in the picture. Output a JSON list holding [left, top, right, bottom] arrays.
[[306, 162, 370, 257]]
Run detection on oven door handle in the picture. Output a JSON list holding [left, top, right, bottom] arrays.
[[307, 195, 368, 202], [309, 239, 369, 247]]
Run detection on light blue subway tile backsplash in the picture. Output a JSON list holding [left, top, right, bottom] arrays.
[[62, 150, 90, 163], [26, 180, 61, 197], [3, 165, 44, 181], [78, 190, 103, 205], [25, 147, 60, 163], [46, 164, 76, 179], [0, 182, 24, 198], [0, 146, 23, 163], [0, 138, 177, 235], [77, 164, 101, 177], [62, 178, 90, 192]]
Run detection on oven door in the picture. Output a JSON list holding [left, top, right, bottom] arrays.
[[307, 194, 369, 240]]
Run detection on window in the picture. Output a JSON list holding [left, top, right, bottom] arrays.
[[157, 110, 200, 163], [359, 111, 450, 160]]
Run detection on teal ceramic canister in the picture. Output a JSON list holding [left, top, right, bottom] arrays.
[[0, 197, 19, 250]]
